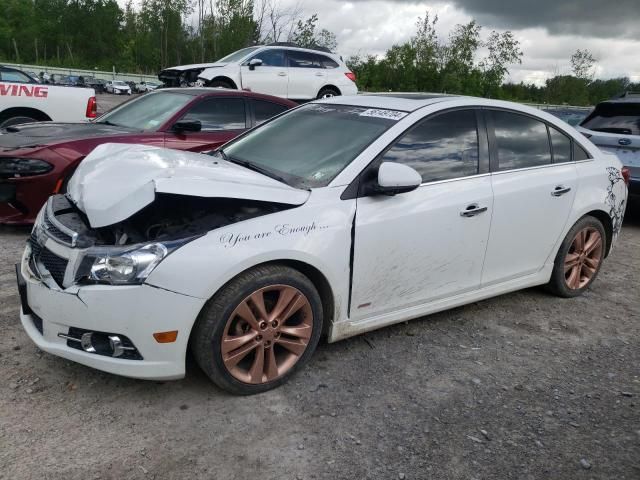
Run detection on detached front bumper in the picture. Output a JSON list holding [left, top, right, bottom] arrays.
[[18, 251, 205, 380]]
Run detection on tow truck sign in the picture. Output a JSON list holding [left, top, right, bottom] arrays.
[[0, 83, 48, 98]]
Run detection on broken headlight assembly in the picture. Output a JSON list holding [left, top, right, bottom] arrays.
[[79, 238, 195, 285]]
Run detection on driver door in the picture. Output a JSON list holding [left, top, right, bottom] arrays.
[[240, 49, 288, 98], [350, 109, 494, 320]]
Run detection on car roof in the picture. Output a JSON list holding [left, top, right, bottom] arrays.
[[316, 93, 457, 112]]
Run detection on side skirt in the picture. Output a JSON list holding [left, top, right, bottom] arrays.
[[328, 265, 553, 342]]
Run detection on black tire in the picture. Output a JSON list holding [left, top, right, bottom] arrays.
[[546, 215, 606, 298], [207, 80, 234, 89], [191, 264, 323, 395], [317, 87, 340, 99], [0, 115, 38, 128]]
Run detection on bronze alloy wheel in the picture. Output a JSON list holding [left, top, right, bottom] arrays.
[[564, 226, 603, 290], [221, 285, 313, 384]]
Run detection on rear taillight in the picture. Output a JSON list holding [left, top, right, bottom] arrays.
[[86, 96, 97, 118], [345, 72, 356, 83], [621, 166, 630, 185]]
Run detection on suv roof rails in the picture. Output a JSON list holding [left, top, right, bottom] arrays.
[[266, 42, 333, 54]]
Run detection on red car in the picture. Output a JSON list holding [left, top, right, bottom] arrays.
[[0, 88, 296, 224]]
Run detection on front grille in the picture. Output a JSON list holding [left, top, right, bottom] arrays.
[[39, 248, 68, 286], [43, 214, 73, 244]]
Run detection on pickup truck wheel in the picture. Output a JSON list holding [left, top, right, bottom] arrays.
[[547, 216, 606, 298], [0, 115, 38, 128], [192, 265, 323, 395]]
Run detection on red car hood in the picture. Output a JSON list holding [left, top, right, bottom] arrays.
[[0, 122, 138, 151]]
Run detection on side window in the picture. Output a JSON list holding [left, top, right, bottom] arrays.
[[253, 100, 288, 125], [573, 143, 591, 161], [288, 51, 321, 68], [549, 126, 572, 163], [1, 69, 31, 83], [492, 111, 551, 170], [180, 98, 246, 131], [250, 49, 285, 67], [381, 109, 479, 183], [319, 55, 339, 69]]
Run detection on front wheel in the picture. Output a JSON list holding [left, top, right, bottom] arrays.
[[191, 265, 323, 395], [547, 216, 606, 298], [207, 80, 234, 89]]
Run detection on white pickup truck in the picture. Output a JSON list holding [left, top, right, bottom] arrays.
[[0, 65, 96, 128]]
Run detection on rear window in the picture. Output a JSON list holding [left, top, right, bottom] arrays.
[[581, 103, 640, 135]]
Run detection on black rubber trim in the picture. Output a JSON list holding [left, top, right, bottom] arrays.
[[15, 263, 32, 315]]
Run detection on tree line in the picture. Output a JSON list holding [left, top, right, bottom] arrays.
[[0, 0, 637, 105]]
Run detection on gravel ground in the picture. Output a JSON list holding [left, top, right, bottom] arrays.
[[1, 201, 639, 480]]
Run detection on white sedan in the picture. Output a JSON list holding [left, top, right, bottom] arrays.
[[105, 80, 131, 95], [17, 95, 629, 394]]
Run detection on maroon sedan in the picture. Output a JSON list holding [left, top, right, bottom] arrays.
[[0, 88, 296, 224]]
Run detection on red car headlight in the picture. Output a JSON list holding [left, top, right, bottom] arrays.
[[0, 157, 54, 178]]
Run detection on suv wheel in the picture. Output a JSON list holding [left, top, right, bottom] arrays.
[[317, 87, 339, 99], [208, 80, 234, 89]]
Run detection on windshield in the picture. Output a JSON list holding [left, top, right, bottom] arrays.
[[97, 91, 193, 131], [222, 104, 404, 188], [581, 103, 640, 135], [217, 47, 261, 63]]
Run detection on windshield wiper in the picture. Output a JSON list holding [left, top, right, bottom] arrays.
[[220, 150, 289, 185]]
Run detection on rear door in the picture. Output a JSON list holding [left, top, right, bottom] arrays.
[[249, 98, 291, 127], [481, 109, 578, 286], [163, 96, 247, 152], [286, 51, 327, 100], [240, 49, 288, 98]]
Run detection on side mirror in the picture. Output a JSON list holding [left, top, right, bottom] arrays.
[[375, 162, 422, 195], [248, 58, 263, 70], [173, 119, 202, 132]]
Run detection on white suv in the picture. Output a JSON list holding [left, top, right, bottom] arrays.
[[158, 44, 358, 101]]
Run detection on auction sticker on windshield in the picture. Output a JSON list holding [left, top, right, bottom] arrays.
[[359, 108, 407, 120]]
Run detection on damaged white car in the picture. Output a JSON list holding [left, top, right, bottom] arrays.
[[17, 95, 629, 394]]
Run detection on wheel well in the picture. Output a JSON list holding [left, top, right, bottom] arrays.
[[208, 77, 237, 89], [319, 85, 341, 95], [0, 107, 51, 122], [584, 210, 613, 257]]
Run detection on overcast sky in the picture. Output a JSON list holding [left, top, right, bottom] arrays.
[[121, 0, 640, 85]]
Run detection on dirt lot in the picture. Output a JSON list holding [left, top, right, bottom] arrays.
[[1, 202, 639, 480]]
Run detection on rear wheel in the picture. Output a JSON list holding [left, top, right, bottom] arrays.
[[317, 87, 339, 99], [192, 265, 323, 395], [547, 216, 606, 298]]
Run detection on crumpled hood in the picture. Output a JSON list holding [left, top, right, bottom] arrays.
[[67, 143, 310, 228]]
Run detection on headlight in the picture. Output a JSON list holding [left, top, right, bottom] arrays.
[[89, 243, 168, 285], [0, 158, 53, 178]]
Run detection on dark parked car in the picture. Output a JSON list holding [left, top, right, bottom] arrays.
[[0, 88, 296, 224], [79, 76, 106, 93]]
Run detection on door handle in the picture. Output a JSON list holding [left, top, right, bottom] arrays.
[[277, 72, 287, 76], [315, 72, 324, 77], [460, 204, 488, 217], [551, 185, 572, 197]]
